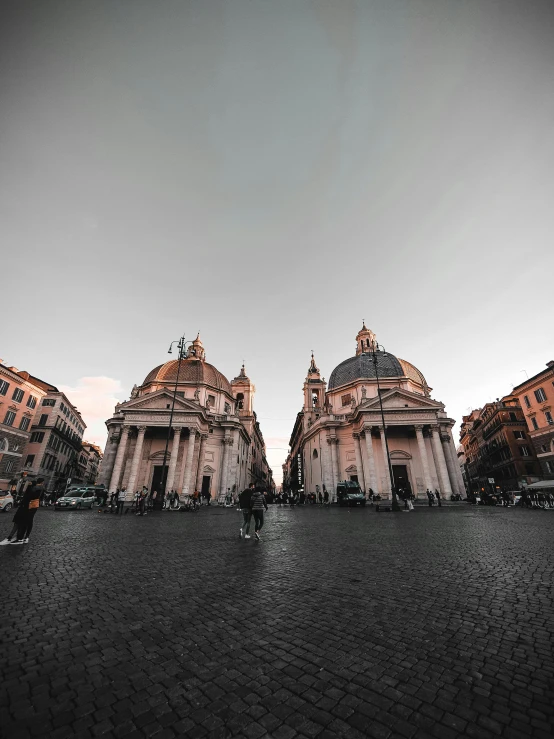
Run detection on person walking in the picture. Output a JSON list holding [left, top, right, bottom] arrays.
[[426, 489, 434, 507], [239, 483, 255, 539], [9, 478, 44, 545], [323, 489, 329, 506], [250, 486, 268, 541], [117, 488, 126, 515], [435, 489, 442, 507]]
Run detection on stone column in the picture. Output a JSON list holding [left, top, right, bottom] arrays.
[[99, 429, 118, 487], [353, 433, 366, 491], [329, 437, 340, 502], [181, 428, 197, 497], [218, 436, 232, 501], [447, 429, 466, 495], [321, 435, 333, 496], [440, 428, 460, 496], [126, 426, 147, 498], [415, 425, 434, 494], [377, 426, 392, 496], [195, 433, 209, 491], [430, 425, 452, 496], [363, 426, 379, 495], [109, 426, 130, 492], [165, 427, 182, 493]]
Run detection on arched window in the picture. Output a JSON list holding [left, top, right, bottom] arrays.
[[236, 393, 244, 410], [312, 449, 318, 459]]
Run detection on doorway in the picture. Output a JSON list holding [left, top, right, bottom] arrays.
[[392, 465, 410, 494], [151, 465, 168, 493], [349, 474, 359, 483], [201, 475, 211, 498]]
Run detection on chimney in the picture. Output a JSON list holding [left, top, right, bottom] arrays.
[[547, 361, 554, 369]]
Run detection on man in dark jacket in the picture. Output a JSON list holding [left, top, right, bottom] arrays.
[[239, 483, 255, 539], [11, 478, 44, 544]]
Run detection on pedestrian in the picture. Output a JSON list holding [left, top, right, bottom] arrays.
[[426, 489, 434, 507], [117, 488, 126, 515], [250, 486, 268, 541], [323, 489, 329, 506], [318, 491, 323, 505], [5, 478, 44, 545], [435, 489, 442, 507], [239, 483, 255, 539], [225, 488, 232, 507], [137, 492, 147, 516]]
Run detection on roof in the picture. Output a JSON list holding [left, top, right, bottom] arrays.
[[328, 351, 404, 390], [513, 362, 554, 392], [142, 359, 232, 395], [525, 479, 554, 489]]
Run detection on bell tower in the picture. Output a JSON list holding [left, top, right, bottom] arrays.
[[303, 352, 326, 416], [231, 363, 255, 416], [356, 321, 376, 355]]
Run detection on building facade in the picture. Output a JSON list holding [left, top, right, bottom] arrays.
[[459, 395, 541, 494], [23, 391, 87, 492], [512, 361, 554, 480], [99, 335, 273, 500], [284, 324, 465, 500], [79, 442, 103, 485], [0, 362, 56, 491]]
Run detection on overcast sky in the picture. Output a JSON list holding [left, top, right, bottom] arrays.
[[2, 0, 553, 483]]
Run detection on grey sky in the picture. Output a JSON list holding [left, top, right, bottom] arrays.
[[2, 0, 553, 482]]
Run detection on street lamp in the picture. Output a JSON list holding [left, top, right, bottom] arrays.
[[156, 333, 193, 510], [366, 339, 401, 512]]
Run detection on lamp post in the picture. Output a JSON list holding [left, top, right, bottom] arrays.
[[156, 333, 193, 510], [367, 340, 401, 512]]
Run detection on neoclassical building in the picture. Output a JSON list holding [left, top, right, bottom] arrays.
[[284, 324, 465, 500], [99, 335, 272, 500]]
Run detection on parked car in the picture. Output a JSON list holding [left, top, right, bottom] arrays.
[[0, 491, 14, 513], [55, 489, 96, 510], [337, 481, 366, 507]]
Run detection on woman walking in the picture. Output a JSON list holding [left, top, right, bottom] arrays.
[[250, 486, 268, 541]]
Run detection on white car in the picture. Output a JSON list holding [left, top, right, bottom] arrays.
[[0, 491, 14, 513]]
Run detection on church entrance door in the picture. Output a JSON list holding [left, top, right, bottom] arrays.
[[201, 475, 211, 499], [151, 465, 168, 493], [392, 465, 409, 494]]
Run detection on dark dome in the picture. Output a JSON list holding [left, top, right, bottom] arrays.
[[328, 351, 404, 390], [143, 359, 232, 395]]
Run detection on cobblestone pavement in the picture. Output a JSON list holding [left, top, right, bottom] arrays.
[[1, 504, 553, 739]]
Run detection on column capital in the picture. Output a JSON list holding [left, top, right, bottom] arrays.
[[172, 426, 183, 435], [414, 424, 424, 431], [352, 432, 360, 440], [429, 424, 440, 432], [120, 425, 131, 435], [363, 424, 374, 434], [200, 433, 209, 441], [223, 437, 233, 446], [136, 425, 147, 433], [327, 437, 338, 445]]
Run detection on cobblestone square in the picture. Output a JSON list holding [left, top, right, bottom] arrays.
[[1, 504, 553, 739]]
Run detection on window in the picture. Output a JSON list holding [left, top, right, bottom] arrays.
[[509, 412, 517, 422], [12, 388, 24, 403], [312, 449, 318, 459], [207, 394, 215, 406], [5, 459, 14, 473], [513, 430, 525, 439], [3, 411, 16, 426], [0, 380, 9, 396], [531, 417, 539, 430], [341, 393, 352, 407], [24, 454, 35, 467], [30, 432, 45, 443], [38, 414, 48, 427], [42, 398, 55, 407], [546, 461, 553, 474], [26, 395, 37, 409], [545, 411, 553, 425], [224, 402, 231, 414], [520, 446, 530, 457], [534, 388, 547, 403], [523, 395, 531, 408], [19, 417, 30, 431]]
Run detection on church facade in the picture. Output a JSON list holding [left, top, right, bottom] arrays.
[[284, 324, 465, 500], [99, 335, 273, 500]]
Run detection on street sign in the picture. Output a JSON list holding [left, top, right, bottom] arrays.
[[488, 478, 495, 483]]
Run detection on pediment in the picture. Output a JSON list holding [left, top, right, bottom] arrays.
[[345, 464, 358, 473], [361, 388, 442, 410], [390, 449, 412, 459], [120, 390, 203, 413]]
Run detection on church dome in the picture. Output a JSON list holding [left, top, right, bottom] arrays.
[[328, 351, 405, 389], [142, 359, 233, 395], [327, 323, 428, 390]]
